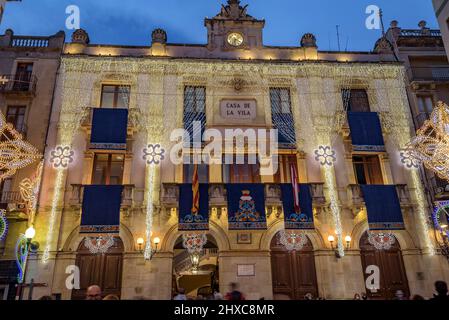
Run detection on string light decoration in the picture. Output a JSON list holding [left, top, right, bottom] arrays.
[[84, 236, 115, 254], [143, 144, 165, 165], [314, 145, 337, 166], [0, 209, 8, 241], [144, 165, 156, 260], [278, 230, 308, 251], [0, 111, 41, 182], [407, 101, 449, 181], [368, 231, 396, 251]]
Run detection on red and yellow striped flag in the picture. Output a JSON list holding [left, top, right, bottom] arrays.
[[191, 164, 200, 215]]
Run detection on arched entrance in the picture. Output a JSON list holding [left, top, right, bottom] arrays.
[[360, 232, 409, 299], [270, 232, 318, 300], [71, 237, 124, 300], [172, 234, 219, 299]]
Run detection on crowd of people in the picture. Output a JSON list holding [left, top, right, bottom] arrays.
[[35, 280, 448, 301]]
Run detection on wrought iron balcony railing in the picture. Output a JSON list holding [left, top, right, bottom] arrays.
[[69, 184, 135, 209], [410, 67, 449, 82], [0, 74, 37, 94]]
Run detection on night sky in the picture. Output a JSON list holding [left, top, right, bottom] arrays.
[[0, 0, 439, 51]]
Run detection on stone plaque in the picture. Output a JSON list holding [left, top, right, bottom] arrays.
[[237, 264, 255, 277], [220, 100, 257, 120]]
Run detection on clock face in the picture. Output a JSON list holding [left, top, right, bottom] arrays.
[[227, 32, 244, 47]]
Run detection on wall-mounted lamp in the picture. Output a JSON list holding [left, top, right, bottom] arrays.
[[328, 234, 351, 258], [147, 237, 161, 260], [136, 237, 144, 252], [345, 235, 352, 250]]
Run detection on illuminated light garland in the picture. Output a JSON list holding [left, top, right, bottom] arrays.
[[144, 165, 155, 260], [19, 161, 43, 225], [314, 145, 337, 166], [278, 230, 308, 252], [84, 236, 115, 254], [432, 201, 449, 238], [0, 209, 8, 241], [368, 231, 396, 251], [143, 144, 165, 165], [42, 169, 64, 263], [182, 233, 208, 254]]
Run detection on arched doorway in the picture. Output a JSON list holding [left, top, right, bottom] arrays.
[[172, 234, 219, 299], [270, 232, 318, 300], [71, 237, 124, 300], [360, 232, 409, 299]]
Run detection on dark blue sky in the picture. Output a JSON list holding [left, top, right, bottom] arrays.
[[0, 0, 438, 51]]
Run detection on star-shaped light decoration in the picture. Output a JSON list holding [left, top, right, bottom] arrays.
[[143, 144, 165, 165], [314, 145, 337, 166], [0, 111, 41, 182], [278, 230, 308, 252], [49, 145, 75, 169], [368, 231, 396, 250]]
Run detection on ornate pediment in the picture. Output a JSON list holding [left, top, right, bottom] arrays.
[[214, 0, 255, 21]]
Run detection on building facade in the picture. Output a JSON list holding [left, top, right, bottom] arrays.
[[5, 1, 449, 300], [433, 0, 449, 57], [0, 28, 65, 299], [381, 20, 449, 202]]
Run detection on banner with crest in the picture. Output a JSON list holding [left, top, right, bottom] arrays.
[[227, 184, 267, 230], [178, 183, 209, 231], [280, 184, 314, 230]]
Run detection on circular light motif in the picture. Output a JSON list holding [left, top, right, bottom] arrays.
[[368, 231, 396, 250], [433, 201, 449, 238], [49, 145, 74, 169], [182, 233, 207, 254], [84, 236, 115, 254], [314, 145, 337, 166], [143, 144, 165, 165]]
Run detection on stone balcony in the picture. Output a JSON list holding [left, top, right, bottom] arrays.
[[69, 184, 135, 211], [161, 183, 326, 212]]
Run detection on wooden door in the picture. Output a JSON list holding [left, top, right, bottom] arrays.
[[271, 233, 318, 300], [71, 237, 124, 300], [360, 232, 409, 300]]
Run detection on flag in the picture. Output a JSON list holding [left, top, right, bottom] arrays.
[[191, 164, 199, 215], [290, 163, 301, 214]]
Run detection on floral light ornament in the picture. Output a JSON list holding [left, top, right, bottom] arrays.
[[143, 144, 165, 165], [368, 231, 396, 250], [84, 236, 115, 254], [278, 230, 308, 252], [400, 148, 421, 169], [49, 145, 74, 169], [182, 233, 207, 254], [314, 145, 337, 166]]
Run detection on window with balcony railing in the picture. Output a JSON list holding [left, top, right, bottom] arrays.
[[183, 163, 209, 184], [6, 106, 26, 134], [270, 88, 296, 145], [222, 155, 261, 183], [184, 86, 206, 144], [273, 154, 297, 183], [416, 95, 433, 127], [92, 153, 124, 185], [13, 63, 33, 91]]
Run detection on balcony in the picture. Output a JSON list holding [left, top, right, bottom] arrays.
[[69, 184, 135, 210], [81, 107, 143, 135], [161, 183, 326, 210], [0, 74, 37, 96], [430, 176, 449, 200], [410, 67, 449, 82], [347, 184, 411, 212], [0, 191, 26, 217]]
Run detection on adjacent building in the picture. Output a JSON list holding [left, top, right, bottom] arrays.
[[1, 1, 449, 300], [433, 0, 449, 56], [0, 28, 64, 300]]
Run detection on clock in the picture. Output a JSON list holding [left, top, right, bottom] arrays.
[[227, 32, 244, 47]]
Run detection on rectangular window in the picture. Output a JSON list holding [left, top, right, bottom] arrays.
[[342, 89, 370, 112], [91, 153, 124, 185], [6, 106, 26, 134], [416, 95, 433, 127], [184, 86, 205, 113], [100, 85, 130, 109], [0, 178, 12, 204], [273, 155, 298, 183], [223, 155, 261, 183], [270, 88, 295, 145], [353, 155, 383, 185], [14, 63, 33, 91]]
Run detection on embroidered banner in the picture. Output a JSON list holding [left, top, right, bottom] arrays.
[[179, 184, 209, 231], [347, 112, 385, 152], [227, 184, 267, 230], [90, 108, 128, 150], [280, 184, 314, 230], [80, 185, 123, 234], [361, 185, 404, 230]]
